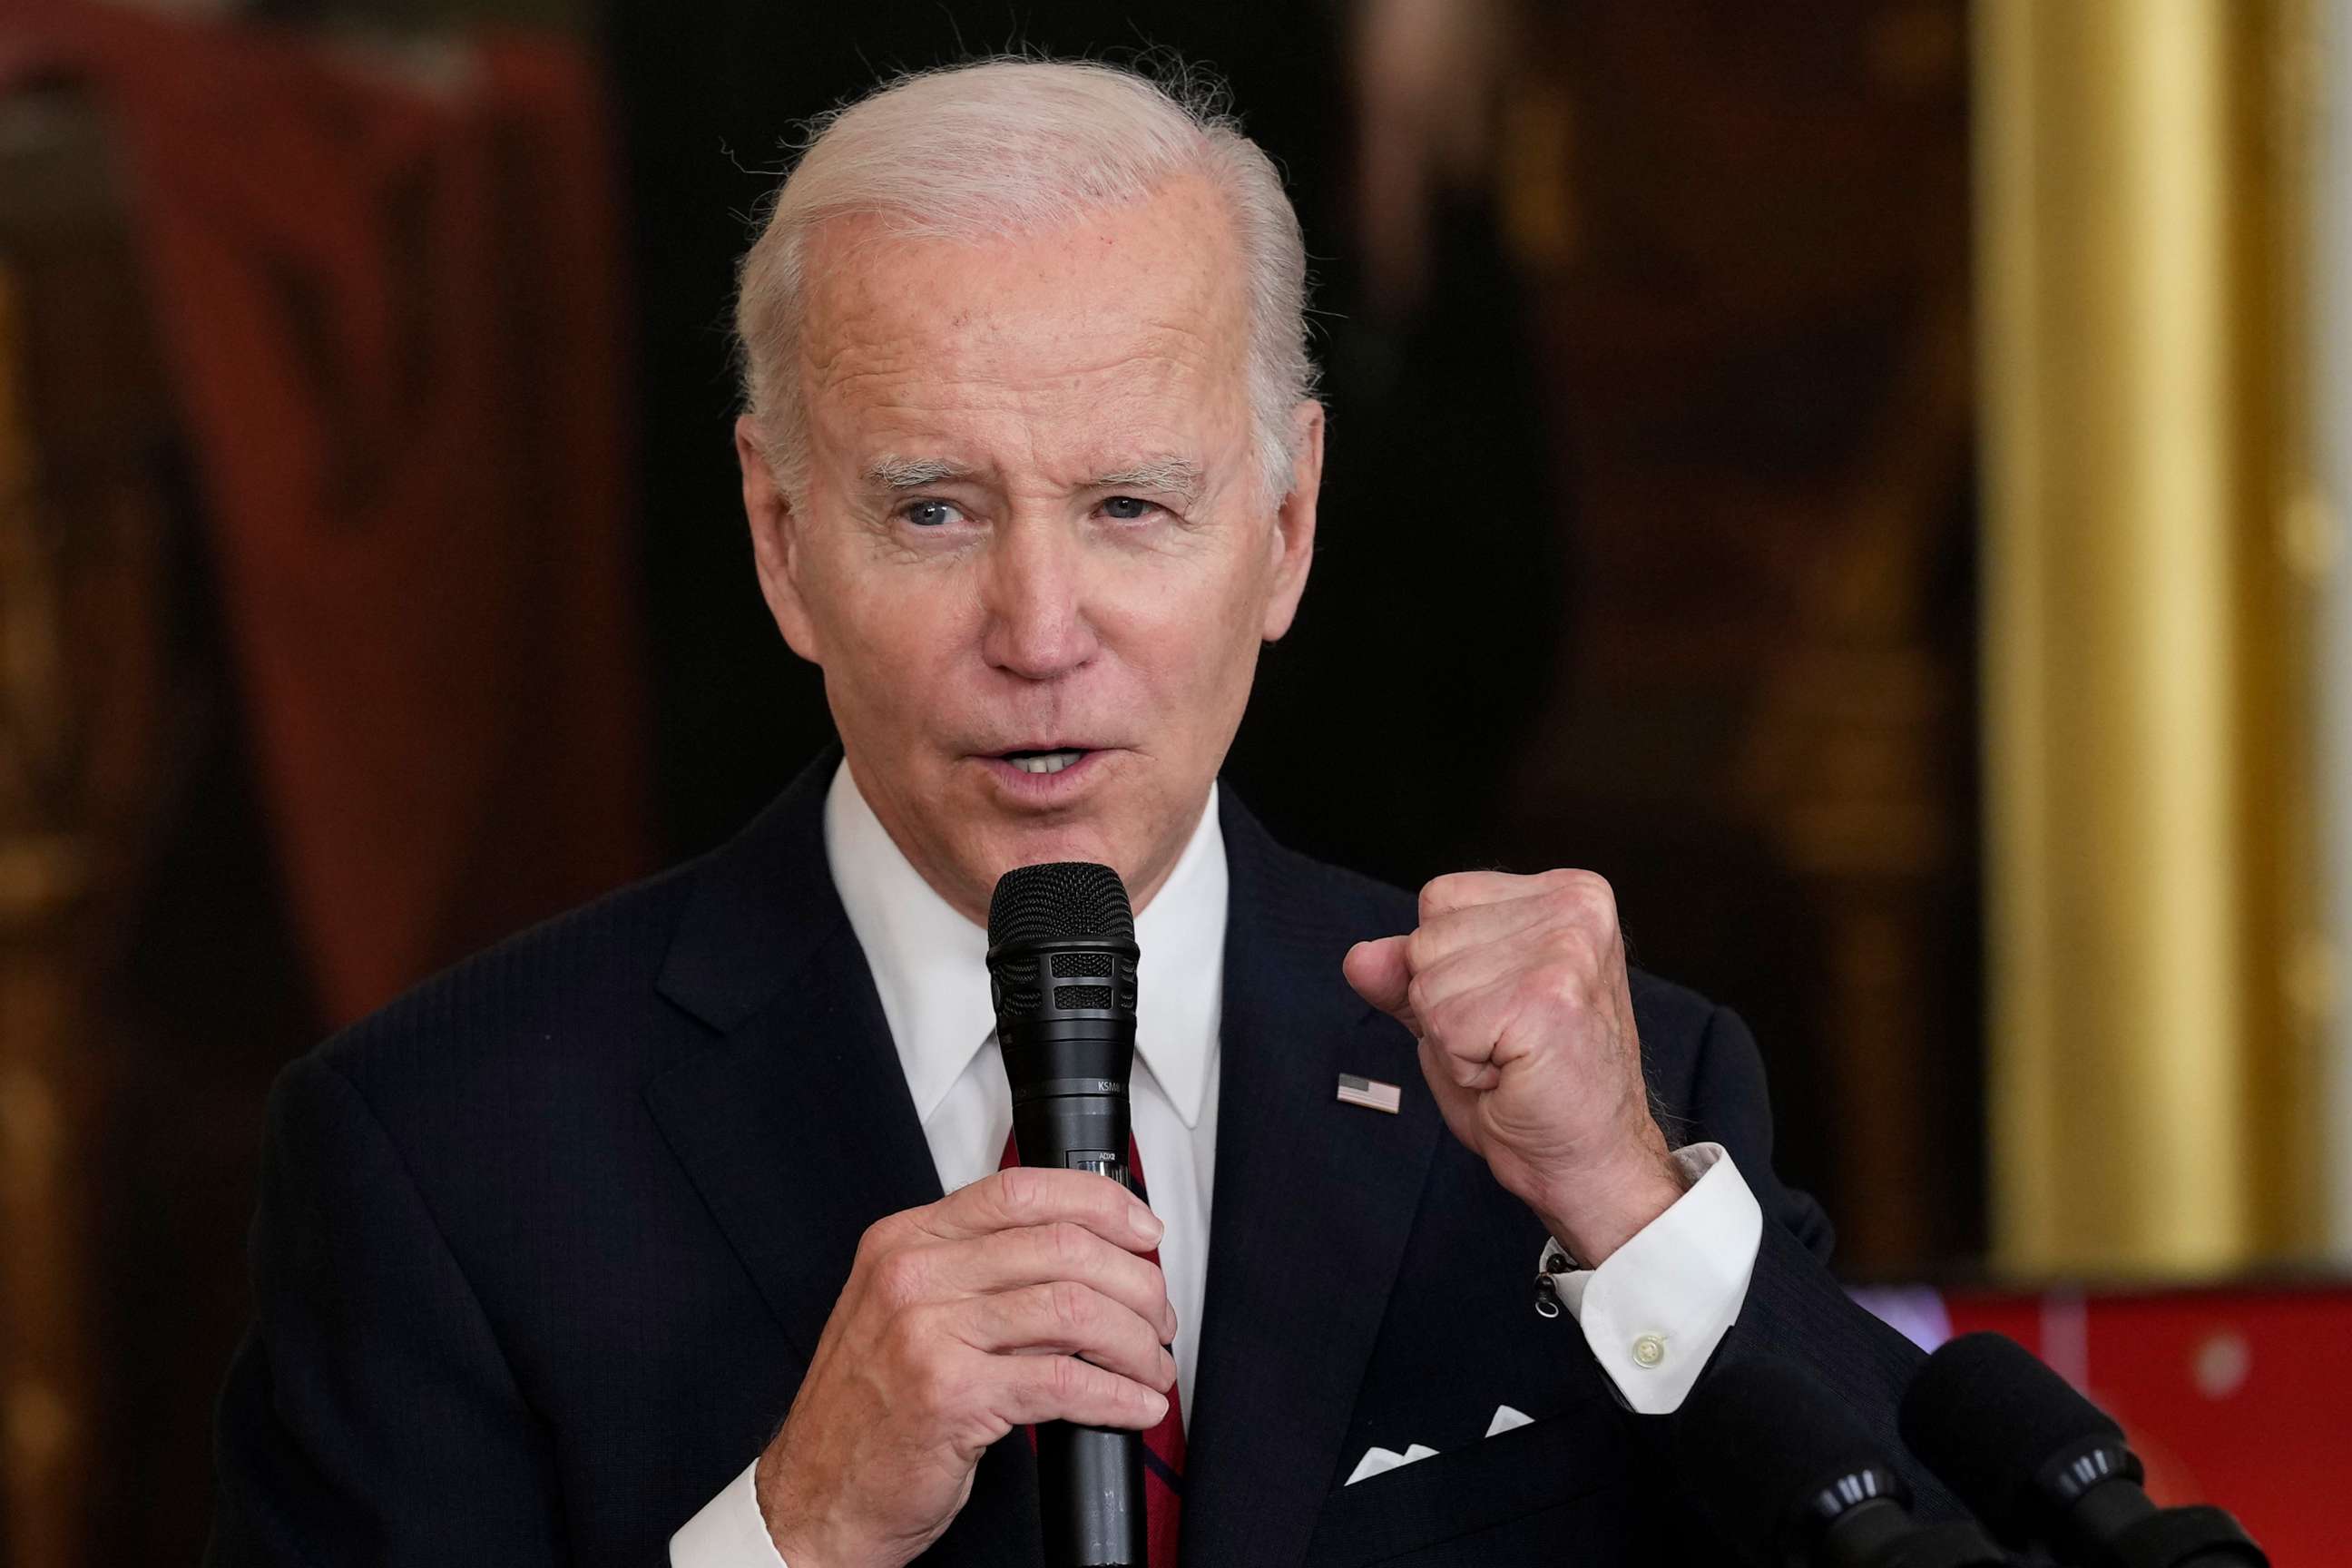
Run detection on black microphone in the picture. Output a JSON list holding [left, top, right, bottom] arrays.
[[1899, 1332, 2266, 1568], [1675, 1354, 2014, 1568], [986, 862, 1146, 1568]]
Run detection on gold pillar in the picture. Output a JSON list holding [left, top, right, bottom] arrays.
[[1975, 0, 2323, 1276]]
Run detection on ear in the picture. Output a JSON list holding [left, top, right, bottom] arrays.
[[1259, 399, 1325, 642], [736, 415, 823, 663]]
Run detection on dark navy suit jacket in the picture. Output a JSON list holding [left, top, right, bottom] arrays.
[[207, 754, 1945, 1565]]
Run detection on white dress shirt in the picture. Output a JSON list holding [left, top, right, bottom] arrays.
[[672, 761, 1762, 1565]]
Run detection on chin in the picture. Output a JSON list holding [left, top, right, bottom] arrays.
[[975, 820, 1132, 885]]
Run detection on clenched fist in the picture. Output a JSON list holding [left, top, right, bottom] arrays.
[[756, 1168, 1177, 1568], [1343, 869, 1686, 1267]]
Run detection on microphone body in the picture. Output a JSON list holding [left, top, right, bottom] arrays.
[[1898, 1333, 2267, 1568], [987, 863, 1148, 1568], [1674, 1354, 2015, 1568]]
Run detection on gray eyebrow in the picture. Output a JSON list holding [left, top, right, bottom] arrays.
[[859, 455, 1208, 502], [1089, 458, 1206, 503], [863, 456, 977, 491]]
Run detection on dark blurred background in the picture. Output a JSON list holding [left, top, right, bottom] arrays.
[[6, 2, 2346, 1565]]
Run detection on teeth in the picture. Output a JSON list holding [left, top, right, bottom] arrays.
[[1011, 750, 1084, 775]]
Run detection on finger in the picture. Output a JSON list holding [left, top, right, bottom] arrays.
[[1417, 869, 1544, 919], [1416, 981, 1514, 1089], [1404, 894, 1566, 973], [1419, 1032, 1500, 1097], [956, 1282, 1178, 1391], [1406, 932, 1538, 1007], [925, 1166, 1163, 1250], [993, 1350, 1171, 1433], [924, 1224, 1176, 1343], [1343, 935, 1418, 1033]]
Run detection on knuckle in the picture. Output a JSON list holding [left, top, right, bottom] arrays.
[[995, 1164, 1044, 1220], [1090, 1178, 1137, 1229], [1563, 868, 1617, 920], [853, 1214, 900, 1270], [874, 1248, 927, 1310], [1417, 875, 1460, 921], [1404, 974, 1438, 1025], [1535, 867, 1610, 920], [1044, 1220, 1087, 1271], [1048, 1280, 1094, 1335], [1530, 963, 1587, 1013]]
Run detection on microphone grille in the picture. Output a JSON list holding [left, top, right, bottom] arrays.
[[987, 862, 1136, 949], [1898, 1332, 2125, 1534]]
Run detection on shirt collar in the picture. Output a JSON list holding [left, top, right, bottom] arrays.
[[822, 760, 1226, 1130]]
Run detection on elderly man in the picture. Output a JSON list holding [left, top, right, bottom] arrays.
[[208, 59, 1936, 1568]]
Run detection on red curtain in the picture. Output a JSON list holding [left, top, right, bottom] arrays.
[[7, 4, 651, 1021]]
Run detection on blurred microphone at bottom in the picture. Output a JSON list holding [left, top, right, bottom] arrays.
[[1898, 1332, 2267, 1568], [1673, 1354, 2016, 1567]]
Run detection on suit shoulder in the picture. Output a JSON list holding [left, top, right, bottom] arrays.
[[308, 857, 707, 1097], [1626, 965, 1718, 1048], [1260, 837, 1422, 937]]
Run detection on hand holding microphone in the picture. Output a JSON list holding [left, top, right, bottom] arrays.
[[753, 863, 1171, 1568], [751, 1165, 1174, 1567]]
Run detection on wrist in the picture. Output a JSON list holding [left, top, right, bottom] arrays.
[[756, 1445, 839, 1568], [1533, 1149, 1688, 1268]]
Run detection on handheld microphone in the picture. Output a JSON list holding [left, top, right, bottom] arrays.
[[1898, 1332, 2267, 1568], [986, 862, 1146, 1568], [1674, 1354, 2014, 1568]]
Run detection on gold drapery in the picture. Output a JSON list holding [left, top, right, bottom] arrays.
[[1975, 0, 2326, 1276]]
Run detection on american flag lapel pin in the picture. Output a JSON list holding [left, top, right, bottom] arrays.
[[1336, 1073, 1402, 1114]]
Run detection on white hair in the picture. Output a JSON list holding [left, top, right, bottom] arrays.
[[732, 57, 1318, 504]]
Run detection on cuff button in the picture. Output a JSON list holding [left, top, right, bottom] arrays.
[[1632, 1333, 1667, 1368]]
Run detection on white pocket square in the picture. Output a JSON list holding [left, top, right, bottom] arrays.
[[1344, 1443, 1437, 1485], [1484, 1403, 1533, 1437], [1344, 1406, 1532, 1485]]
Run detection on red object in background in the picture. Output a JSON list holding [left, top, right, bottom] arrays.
[[7, 4, 652, 1021], [1942, 1286, 2352, 1568]]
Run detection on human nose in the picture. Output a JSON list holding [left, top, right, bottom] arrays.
[[980, 518, 1100, 680]]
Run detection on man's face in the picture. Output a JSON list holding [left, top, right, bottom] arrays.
[[738, 174, 1323, 923]]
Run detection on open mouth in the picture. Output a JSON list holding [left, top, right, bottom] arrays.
[[998, 748, 1089, 776]]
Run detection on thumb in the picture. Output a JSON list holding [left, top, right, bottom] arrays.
[[1343, 936, 1420, 1036]]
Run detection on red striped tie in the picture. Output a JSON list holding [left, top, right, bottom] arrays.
[[1000, 1130, 1184, 1568]]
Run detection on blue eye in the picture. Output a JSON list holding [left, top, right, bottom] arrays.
[[904, 499, 960, 528], [1102, 496, 1156, 521]]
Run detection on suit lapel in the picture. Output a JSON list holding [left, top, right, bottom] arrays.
[[642, 752, 1041, 1567], [1181, 795, 1442, 1568]]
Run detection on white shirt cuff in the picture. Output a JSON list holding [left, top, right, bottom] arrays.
[[1542, 1142, 1762, 1416], [671, 1458, 786, 1567]]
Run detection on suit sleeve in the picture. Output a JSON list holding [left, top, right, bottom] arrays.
[[1679, 1005, 1964, 1517], [206, 1054, 566, 1565]]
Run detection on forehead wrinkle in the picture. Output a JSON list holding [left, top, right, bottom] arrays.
[[798, 204, 1257, 500]]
